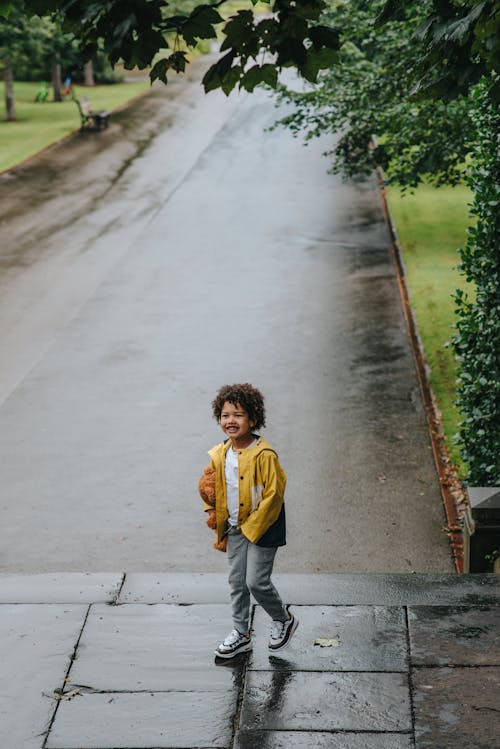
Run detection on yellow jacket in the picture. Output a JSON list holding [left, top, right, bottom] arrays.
[[206, 437, 286, 545]]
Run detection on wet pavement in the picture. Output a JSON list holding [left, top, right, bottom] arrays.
[[1, 572, 499, 748], [0, 57, 454, 573]]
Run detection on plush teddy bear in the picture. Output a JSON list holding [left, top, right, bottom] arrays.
[[198, 466, 227, 552]]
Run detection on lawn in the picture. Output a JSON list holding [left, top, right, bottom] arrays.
[[0, 80, 151, 172], [387, 183, 473, 474]]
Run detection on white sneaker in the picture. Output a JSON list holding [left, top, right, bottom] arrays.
[[268, 610, 299, 652], [215, 629, 252, 659]]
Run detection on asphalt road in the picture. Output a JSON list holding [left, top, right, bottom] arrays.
[[0, 58, 453, 573]]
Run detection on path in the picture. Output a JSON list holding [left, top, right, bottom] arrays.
[[0, 57, 453, 573]]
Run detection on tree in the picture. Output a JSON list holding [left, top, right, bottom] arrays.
[[272, 0, 473, 190], [9, 0, 341, 92], [452, 82, 499, 485], [0, 5, 72, 116], [83, 59, 94, 86], [378, 0, 499, 486], [274, 0, 499, 484], [46, 14, 73, 101], [377, 0, 500, 102], [0, 5, 31, 120], [3, 52, 15, 119]]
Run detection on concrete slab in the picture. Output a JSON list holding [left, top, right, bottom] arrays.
[[0, 604, 87, 749], [46, 690, 235, 748], [240, 671, 412, 732], [235, 731, 413, 749], [0, 572, 123, 603], [119, 572, 230, 603], [413, 666, 500, 749], [409, 604, 500, 666], [67, 603, 239, 692], [118, 573, 500, 605], [250, 605, 407, 671]]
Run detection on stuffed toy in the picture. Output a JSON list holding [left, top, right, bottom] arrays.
[[198, 466, 227, 552]]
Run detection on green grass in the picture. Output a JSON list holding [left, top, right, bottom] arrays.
[[387, 183, 473, 474], [0, 80, 151, 172]]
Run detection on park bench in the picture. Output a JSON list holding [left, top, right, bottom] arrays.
[[74, 96, 111, 131]]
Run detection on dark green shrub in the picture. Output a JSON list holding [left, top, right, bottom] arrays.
[[453, 79, 500, 485]]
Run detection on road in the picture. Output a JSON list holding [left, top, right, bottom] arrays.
[[0, 57, 453, 573]]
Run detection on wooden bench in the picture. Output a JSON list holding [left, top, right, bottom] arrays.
[[74, 96, 111, 131]]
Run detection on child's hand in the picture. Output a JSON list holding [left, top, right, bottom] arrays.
[[213, 537, 227, 553], [206, 509, 217, 529]]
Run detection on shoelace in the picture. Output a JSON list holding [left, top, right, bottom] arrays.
[[223, 629, 245, 646], [270, 620, 286, 640]]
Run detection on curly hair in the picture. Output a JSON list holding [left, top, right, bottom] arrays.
[[212, 383, 266, 430]]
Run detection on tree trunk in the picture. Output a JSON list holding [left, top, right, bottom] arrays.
[[83, 60, 95, 86], [4, 58, 16, 121], [52, 62, 62, 102]]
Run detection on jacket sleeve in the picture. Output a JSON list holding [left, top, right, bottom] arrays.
[[240, 451, 286, 544]]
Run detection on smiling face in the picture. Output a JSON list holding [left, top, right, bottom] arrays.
[[220, 401, 255, 449]]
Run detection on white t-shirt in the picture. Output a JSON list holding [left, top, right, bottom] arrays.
[[225, 440, 256, 526]]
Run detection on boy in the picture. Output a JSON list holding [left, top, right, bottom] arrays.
[[204, 383, 298, 658]]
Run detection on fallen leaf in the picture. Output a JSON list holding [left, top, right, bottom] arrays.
[[53, 688, 81, 701], [314, 637, 341, 648]]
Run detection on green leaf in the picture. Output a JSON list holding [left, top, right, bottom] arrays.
[[150, 57, 169, 84], [445, 2, 487, 44], [241, 64, 264, 92], [276, 38, 307, 67], [289, 1, 324, 23], [168, 50, 188, 74], [309, 25, 340, 51], [0, 1, 11, 19], [375, 0, 405, 27], [202, 49, 235, 92], [181, 4, 223, 46], [221, 65, 242, 95], [220, 9, 254, 51], [302, 46, 338, 81], [241, 63, 278, 92], [260, 63, 278, 87]]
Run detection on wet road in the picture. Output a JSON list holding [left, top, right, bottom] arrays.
[[0, 58, 453, 573]]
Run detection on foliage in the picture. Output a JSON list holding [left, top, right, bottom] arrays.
[[0, 7, 123, 84], [3, 0, 341, 93], [272, 0, 473, 189], [378, 0, 500, 102], [0, 3, 45, 74], [452, 79, 500, 485], [275, 0, 499, 485]]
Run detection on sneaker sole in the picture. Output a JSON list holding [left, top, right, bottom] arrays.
[[214, 641, 252, 659], [268, 616, 299, 652]]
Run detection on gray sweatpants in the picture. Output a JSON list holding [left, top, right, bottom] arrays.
[[227, 526, 288, 634]]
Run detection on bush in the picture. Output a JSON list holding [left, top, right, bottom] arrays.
[[453, 80, 500, 486]]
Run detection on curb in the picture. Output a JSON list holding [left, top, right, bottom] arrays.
[[377, 172, 465, 573]]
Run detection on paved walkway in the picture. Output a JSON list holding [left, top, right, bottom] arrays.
[[0, 60, 453, 573], [1, 573, 499, 748]]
